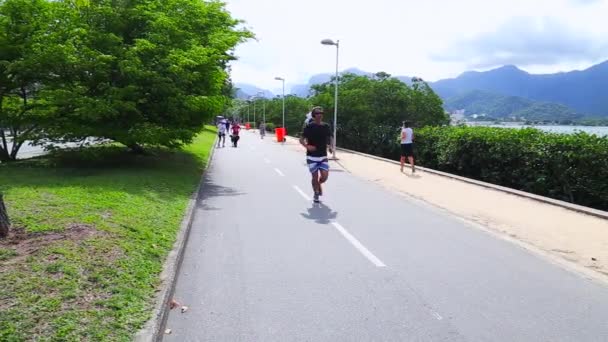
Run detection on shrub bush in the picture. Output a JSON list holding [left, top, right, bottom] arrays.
[[412, 126, 608, 210]]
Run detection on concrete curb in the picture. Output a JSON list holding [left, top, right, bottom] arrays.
[[134, 139, 217, 342], [335, 146, 608, 221]]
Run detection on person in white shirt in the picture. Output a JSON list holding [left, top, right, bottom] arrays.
[[217, 120, 227, 147], [400, 121, 415, 173]]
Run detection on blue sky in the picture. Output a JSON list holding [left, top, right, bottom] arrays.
[[225, 0, 608, 92]]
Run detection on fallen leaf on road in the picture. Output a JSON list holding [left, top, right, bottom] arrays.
[[592, 257, 597, 261], [165, 329, 172, 334], [169, 299, 180, 309], [181, 306, 189, 313]]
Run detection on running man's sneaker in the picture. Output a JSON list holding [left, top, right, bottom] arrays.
[[313, 193, 320, 203]]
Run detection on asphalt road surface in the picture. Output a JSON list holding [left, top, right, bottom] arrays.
[[164, 130, 608, 342]]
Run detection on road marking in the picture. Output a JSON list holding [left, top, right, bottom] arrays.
[[431, 312, 443, 320], [274, 168, 285, 177], [330, 222, 387, 268], [293, 185, 311, 201]]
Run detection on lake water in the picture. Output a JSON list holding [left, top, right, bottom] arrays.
[[467, 123, 608, 137]]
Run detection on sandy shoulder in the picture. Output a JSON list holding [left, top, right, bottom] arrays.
[[284, 137, 608, 282]]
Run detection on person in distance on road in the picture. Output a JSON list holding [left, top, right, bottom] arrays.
[[231, 121, 241, 147], [217, 120, 227, 147]]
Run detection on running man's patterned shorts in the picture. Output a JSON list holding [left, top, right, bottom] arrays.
[[306, 156, 329, 173]]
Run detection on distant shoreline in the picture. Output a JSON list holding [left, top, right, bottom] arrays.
[[462, 122, 608, 136]]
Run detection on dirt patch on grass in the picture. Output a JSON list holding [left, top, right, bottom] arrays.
[[0, 223, 123, 334], [0, 223, 106, 266]]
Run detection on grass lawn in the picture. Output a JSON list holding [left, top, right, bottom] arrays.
[[0, 127, 216, 341]]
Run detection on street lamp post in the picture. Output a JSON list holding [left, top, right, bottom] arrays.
[[257, 91, 266, 128], [321, 38, 339, 160], [274, 77, 286, 129], [247, 101, 250, 123], [252, 97, 256, 129]]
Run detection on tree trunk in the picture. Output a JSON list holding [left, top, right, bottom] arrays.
[[0, 148, 10, 162], [0, 193, 10, 238]]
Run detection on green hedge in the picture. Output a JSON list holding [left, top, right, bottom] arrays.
[[408, 126, 608, 211]]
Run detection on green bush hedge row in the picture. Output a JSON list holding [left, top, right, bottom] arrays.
[[352, 126, 608, 211]]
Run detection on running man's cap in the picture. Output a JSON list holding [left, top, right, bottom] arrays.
[[311, 106, 324, 116]]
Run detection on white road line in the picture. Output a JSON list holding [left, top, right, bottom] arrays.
[[293, 185, 311, 201], [330, 222, 387, 268], [274, 168, 285, 177], [431, 312, 443, 320]]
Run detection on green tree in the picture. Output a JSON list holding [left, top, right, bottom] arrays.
[[230, 95, 311, 135], [309, 73, 447, 155], [0, 0, 52, 161], [39, 0, 252, 151]]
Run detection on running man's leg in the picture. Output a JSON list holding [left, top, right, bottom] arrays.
[[319, 169, 329, 184], [409, 156, 415, 172], [400, 144, 406, 172], [318, 169, 329, 196], [311, 170, 321, 201]]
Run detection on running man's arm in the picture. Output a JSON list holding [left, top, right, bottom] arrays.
[[299, 134, 307, 148], [300, 127, 317, 152], [299, 125, 309, 148]]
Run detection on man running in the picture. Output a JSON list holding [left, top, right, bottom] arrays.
[[400, 121, 415, 173], [300, 107, 333, 203], [231, 122, 241, 147], [217, 120, 227, 147]]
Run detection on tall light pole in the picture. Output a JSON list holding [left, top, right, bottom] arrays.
[[257, 91, 266, 127], [247, 100, 250, 124], [321, 38, 339, 159], [252, 96, 256, 128], [274, 77, 286, 129]]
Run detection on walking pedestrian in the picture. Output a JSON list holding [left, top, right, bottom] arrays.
[[400, 121, 415, 173]]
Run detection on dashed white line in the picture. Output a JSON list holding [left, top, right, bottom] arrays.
[[431, 312, 443, 320], [330, 222, 387, 268], [293, 185, 311, 201], [274, 168, 285, 177]]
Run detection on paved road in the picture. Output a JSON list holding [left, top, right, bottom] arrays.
[[3, 138, 99, 160], [164, 130, 608, 341]]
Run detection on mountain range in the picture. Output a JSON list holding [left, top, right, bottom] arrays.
[[235, 59, 608, 119], [432, 61, 608, 117], [234, 83, 274, 99]]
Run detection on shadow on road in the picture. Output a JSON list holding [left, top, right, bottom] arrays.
[[404, 172, 422, 179], [300, 202, 338, 225], [197, 176, 246, 211]]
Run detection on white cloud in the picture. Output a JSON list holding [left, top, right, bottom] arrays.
[[225, 0, 608, 90], [433, 16, 608, 68]]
